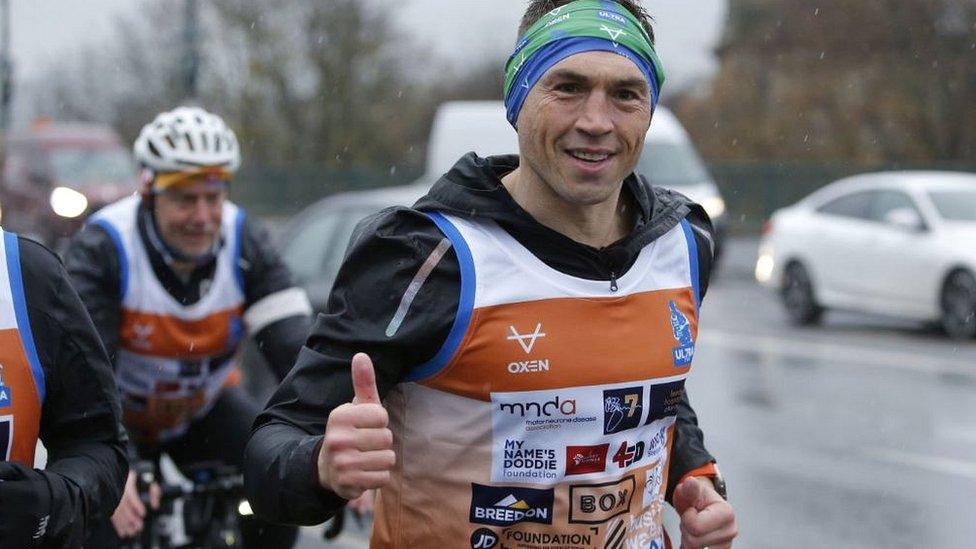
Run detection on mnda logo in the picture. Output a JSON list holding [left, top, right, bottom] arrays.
[[499, 396, 576, 418], [470, 528, 498, 549]]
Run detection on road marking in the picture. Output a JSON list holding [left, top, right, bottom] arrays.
[[698, 329, 976, 379], [862, 447, 976, 481]]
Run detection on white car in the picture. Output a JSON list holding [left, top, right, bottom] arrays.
[[755, 171, 976, 338]]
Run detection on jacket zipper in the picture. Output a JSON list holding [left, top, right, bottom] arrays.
[[609, 271, 619, 293]]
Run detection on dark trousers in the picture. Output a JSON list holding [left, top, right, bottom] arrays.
[[88, 386, 298, 548]]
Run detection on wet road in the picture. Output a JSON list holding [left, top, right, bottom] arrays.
[[298, 238, 976, 548]]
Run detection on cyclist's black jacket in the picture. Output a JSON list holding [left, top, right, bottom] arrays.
[[245, 153, 720, 525], [4, 236, 128, 548], [64, 199, 310, 382]]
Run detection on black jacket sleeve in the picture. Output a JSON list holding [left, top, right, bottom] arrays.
[[17, 237, 128, 548], [238, 215, 312, 381], [62, 224, 122, 362], [244, 208, 457, 525], [663, 205, 719, 502]]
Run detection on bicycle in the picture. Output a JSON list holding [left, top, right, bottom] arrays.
[[121, 459, 250, 549]]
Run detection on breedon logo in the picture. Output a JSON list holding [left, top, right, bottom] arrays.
[[470, 484, 554, 527]]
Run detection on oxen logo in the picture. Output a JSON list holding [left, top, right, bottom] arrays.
[[507, 323, 546, 354]]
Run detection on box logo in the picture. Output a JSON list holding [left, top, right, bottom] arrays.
[[569, 476, 636, 524]]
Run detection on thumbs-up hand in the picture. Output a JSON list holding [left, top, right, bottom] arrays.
[[318, 353, 396, 500], [673, 476, 738, 549]]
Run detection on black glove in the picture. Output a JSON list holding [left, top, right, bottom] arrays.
[[0, 461, 52, 549]]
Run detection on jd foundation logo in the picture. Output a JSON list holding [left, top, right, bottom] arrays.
[[470, 528, 498, 549], [668, 301, 695, 366]]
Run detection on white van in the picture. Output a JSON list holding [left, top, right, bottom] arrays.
[[425, 101, 728, 256]]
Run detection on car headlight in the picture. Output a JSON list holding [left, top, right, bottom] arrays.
[[702, 196, 726, 219], [237, 500, 253, 516], [755, 253, 775, 283], [50, 187, 89, 218]]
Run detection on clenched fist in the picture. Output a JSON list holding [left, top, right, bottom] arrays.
[[317, 353, 396, 500], [673, 476, 737, 549]]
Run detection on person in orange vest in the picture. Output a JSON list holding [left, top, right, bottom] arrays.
[[0, 229, 127, 548], [245, 2, 737, 548], [65, 106, 308, 548]]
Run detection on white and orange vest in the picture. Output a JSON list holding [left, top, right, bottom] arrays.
[[372, 212, 701, 549], [0, 230, 44, 466], [90, 196, 246, 443]]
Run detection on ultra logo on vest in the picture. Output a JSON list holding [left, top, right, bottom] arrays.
[[0, 364, 11, 408]]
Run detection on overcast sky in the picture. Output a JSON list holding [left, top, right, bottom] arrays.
[[10, 0, 727, 104]]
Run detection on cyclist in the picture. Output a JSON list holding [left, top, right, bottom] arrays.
[[245, 2, 736, 548], [0, 229, 127, 548], [64, 106, 308, 548]]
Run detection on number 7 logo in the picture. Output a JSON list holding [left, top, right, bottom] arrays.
[[624, 394, 639, 417]]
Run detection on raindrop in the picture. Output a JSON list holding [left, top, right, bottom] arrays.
[[318, 36, 324, 44], [389, 166, 397, 175], [819, 51, 825, 60], [250, 21, 255, 30], [803, 134, 809, 143], [397, 90, 403, 98], [814, 8, 820, 15], [731, 138, 738, 146]]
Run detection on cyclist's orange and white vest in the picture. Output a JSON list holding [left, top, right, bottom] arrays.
[[90, 196, 246, 443], [0, 230, 44, 466], [372, 212, 702, 549]]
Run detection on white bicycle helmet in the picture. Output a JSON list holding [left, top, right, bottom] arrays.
[[133, 106, 240, 173]]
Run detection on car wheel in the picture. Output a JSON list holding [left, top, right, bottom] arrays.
[[941, 270, 976, 340], [782, 262, 823, 326]]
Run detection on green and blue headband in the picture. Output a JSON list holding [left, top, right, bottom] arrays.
[[503, 0, 666, 128]]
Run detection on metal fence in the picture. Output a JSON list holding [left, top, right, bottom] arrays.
[[229, 163, 423, 216]]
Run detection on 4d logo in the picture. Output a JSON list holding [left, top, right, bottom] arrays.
[[612, 440, 646, 469], [603, 386, 643, 434]]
